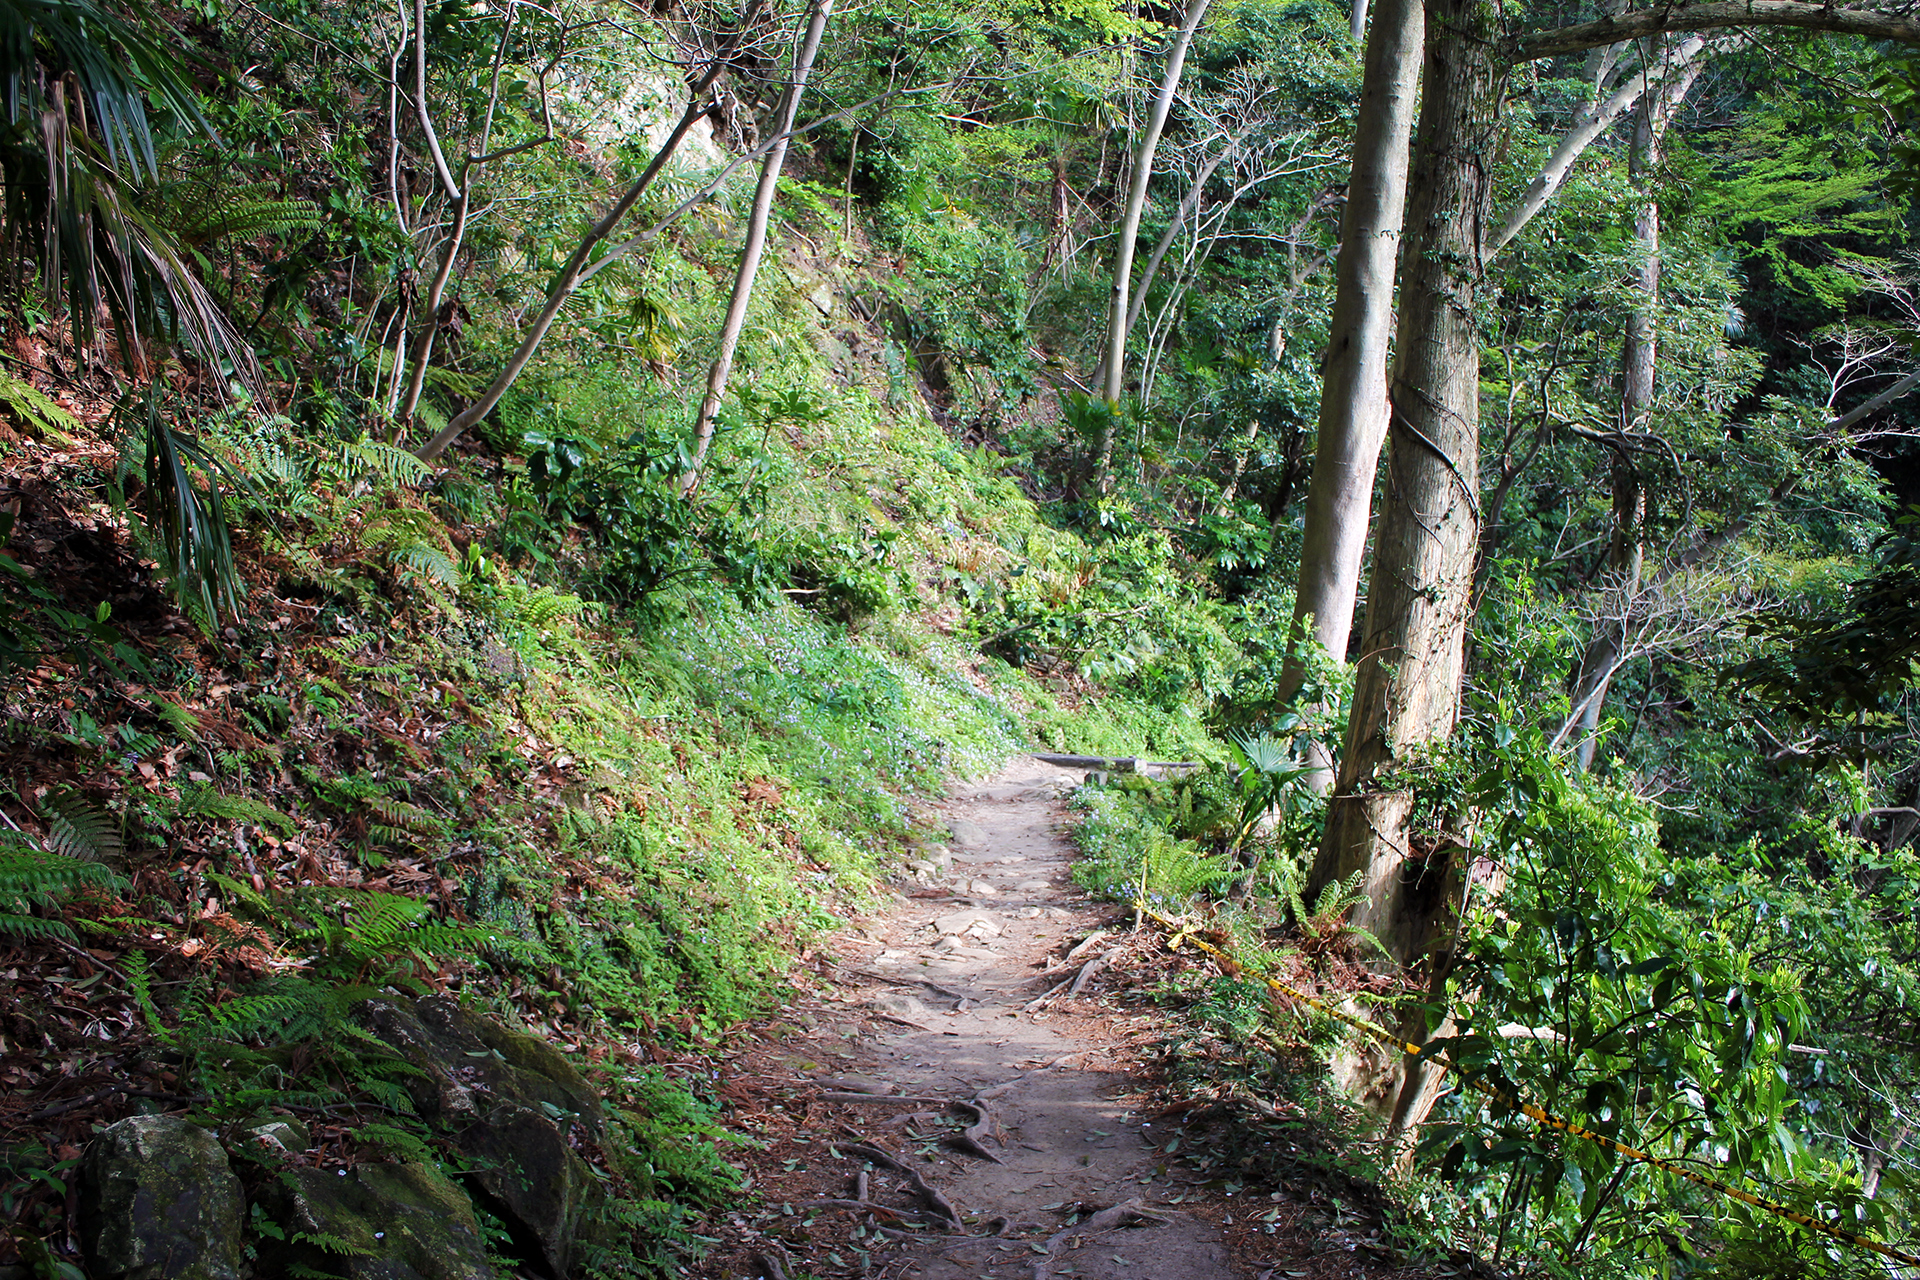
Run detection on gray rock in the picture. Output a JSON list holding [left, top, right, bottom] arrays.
[[867, 993, 930, 1019], [946, 819, 989, 849], [358, 997, 605, 1276], [1017, 907, 1044, 919], [1015, 880, 1051, 892], [934, 911, 1000, 937], [809, 283, 835, 316], [245, 1118, 308, 1154], [80, 1115, 243, 1280], [932, 935, 964, 952], [266, 1162, 496, 1280], [967, 879, 999, 896], [907, 859, 938, 876]]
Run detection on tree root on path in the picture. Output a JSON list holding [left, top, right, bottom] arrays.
[[837, 1140, 968, 1232], [822, 1089, 1006, 1163], [1030, 1199, 1172, 1280], [945, 1098, 1004, 1163]]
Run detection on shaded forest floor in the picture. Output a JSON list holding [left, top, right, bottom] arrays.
[[692, 758, 1464, 1280]]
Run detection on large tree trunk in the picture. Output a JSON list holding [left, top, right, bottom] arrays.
[[1093, 0, 1214, 492], [1272, 0, 1423, 790], [683, 0, 835, 495], [1306, 0, 1501, 1134]]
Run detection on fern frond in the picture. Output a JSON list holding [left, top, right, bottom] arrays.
[[0, 370, 82, 440], [0, 912, 77, 941], [329, 439, 433, 485], [150, 182, 322, 244], [45, 804, 123, 863], [180, 787, 297, 834]]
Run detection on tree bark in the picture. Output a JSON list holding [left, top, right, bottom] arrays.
[[1273, 0, 1423, 792], [1309, 0, 1501, 1009], [683, 0, 835, 495], [1093, 0, 1215, 492]]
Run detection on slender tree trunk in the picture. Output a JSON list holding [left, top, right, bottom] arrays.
[[1307, 0, 1502, 1136], [683, 0, 835, 495], [1483, 34, 1707, 261], [414, 2, 766, 462], [1121, 135, 1236, 343], [1273, 0, 1422, 791], [1567, 46, 1704, 768], [1093, 0, 1215, 492]]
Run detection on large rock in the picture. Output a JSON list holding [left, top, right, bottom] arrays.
[[79, 1115, 244, 1280], [265, 1162, 496, 1280], [358, 997, 604, 1276], [358, 997, 602, 1138]]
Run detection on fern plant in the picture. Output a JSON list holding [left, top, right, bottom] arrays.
[[362, 508, 459, 588], [0, 370, 81, 441], [0, 806, 123, 941], [291, 887, 520, 992]]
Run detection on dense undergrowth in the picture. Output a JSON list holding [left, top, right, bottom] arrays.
[[1068, 734, 1919, 1279]]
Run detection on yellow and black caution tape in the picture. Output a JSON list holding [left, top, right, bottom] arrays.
[[1135, 901, 1920, 1270]]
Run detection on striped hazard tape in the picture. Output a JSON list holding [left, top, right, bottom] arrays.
[[1134, 901, 1920, 1269]]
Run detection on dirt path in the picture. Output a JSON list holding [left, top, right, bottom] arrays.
[[696, 757, 1439, 1280]]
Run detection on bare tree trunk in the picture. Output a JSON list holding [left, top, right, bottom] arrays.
[[1307, 0, 1502, 1137], [1567, 45, 1705, 768], [1093, 0, 1215, 492], [1272, 0, 1423, 791], [1121, 134, 1236, 343], [1483, 34, 1707, 261], [414, 2, 765, 462], [683, 0, 835, 495]]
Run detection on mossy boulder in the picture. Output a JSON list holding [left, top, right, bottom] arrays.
[[359, 996, 602, 1138], [358, 997, 605, 1275], [265, 1162, 496, 1280], [79, 1115, 244, 1280]]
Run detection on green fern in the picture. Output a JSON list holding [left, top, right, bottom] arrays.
[[0, 805, 124, 940], [178, 784, 297, 835], [0, 370, 81, 440], [291, 1229, 375, 1258], [292, 888, 520, 992], [325, 438, 433, 486], [362, 508, 458, 587], [148, 181, 322, 245], [366, 796, 448, 851]]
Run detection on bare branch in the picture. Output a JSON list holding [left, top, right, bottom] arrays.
[[1510, 1, 1920, 61]]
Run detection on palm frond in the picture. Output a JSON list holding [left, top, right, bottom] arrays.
[[119, 387, 245, 623]]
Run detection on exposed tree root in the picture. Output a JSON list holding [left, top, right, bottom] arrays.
[[1030, 1199, 1172, 1280], [838, 1141, 967, 1231]]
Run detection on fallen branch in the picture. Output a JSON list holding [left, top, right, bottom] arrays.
[[1031, 1199, 1172, 1280], [819, 1092, 951, 1105], [1033, 931, 1109, 980], [1023, 976, 1075, 1012], [1026, 948, 1122, 1011], [794, 1198, 920, 1221], [1067, 948, 1123, 998]]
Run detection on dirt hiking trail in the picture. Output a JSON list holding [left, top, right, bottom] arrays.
[[696, 757, 1447, 1280]]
